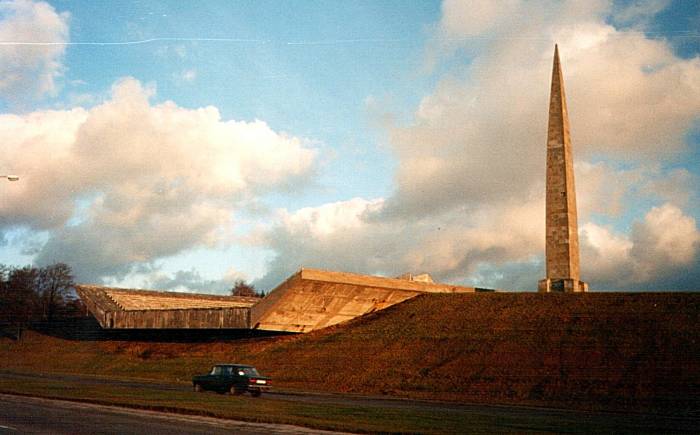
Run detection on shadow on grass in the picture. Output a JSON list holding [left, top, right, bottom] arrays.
[[0, 327, 20, 340], [32, 317, 295, 343]]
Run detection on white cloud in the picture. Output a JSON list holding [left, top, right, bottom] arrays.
[[580, 222, 635, 284], [0, 0, 69, 102], [256, 0, 700, 291], [256, 197, 396, 289], [575, 161, 639, 218], [642, 168, 695, 207], [281, 198, 385, 239], [173, 69, 197, 84], [182, 69, 196, 82], [3, 0, 697, 292], [0, 77, 316, 282], [255, 196, 544, 291], [380, 0, 700, 289], [631, 203, 700, 272], [391, 0, 700, 219], [64, 92, 97, 107], [575, 162, 695, 219], [144, 268, 233, 294], [581, 204, 700, 287], [258, 196, 699, 292], [438, 0, 522, 39]]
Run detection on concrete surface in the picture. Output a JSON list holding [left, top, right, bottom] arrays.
[[76, 268, 478, 333]]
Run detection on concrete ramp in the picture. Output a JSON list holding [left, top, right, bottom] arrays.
[[251, 268, 476, 333]]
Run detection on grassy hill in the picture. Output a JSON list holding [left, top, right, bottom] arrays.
[[2, 292, 698, 413]]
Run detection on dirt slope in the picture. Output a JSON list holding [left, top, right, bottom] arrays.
[[251, 292, 700, 412], [2, 292, 698, 413]]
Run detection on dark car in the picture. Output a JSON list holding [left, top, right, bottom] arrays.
[[192, 364, 271, 397]]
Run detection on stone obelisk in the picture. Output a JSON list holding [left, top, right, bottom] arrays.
[[538, 45, 588, 293]]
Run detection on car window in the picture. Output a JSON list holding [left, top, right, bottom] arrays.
[[242, 367, 260, 376], [211, 366, 223, 375]]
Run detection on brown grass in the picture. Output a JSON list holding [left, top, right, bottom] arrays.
[[2, 292, 698, 414]]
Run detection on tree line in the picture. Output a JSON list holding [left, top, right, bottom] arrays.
[[0, 263, 83, 339]]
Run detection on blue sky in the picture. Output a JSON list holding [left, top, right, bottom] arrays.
[[53, 1, 445, 221], [0, 0, 698, 292]]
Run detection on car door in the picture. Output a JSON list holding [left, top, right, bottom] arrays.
[[222, 366, 235, 390], [234, 367, 247, 390], [209, 365, 223, 390]]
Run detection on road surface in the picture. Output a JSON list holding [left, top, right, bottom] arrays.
[[0, 393, 346, 435]]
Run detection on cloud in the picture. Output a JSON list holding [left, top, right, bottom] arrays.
[[438, 0, 522, 39], [257, 197, 699, 292], [388, 0, 700, 221], [575, 162, 696, 219], [255, 197, 390, 290], [0, 0, 69, 102], [3, 0, 697, 293], [630, 203, 700, 277], [144, 268, 234, 294], [173, 69, 197, 84], [611, 0, 670, 27], [254, 196, 544, 291], [0, 77, 316, 282], [580, 222, 636, 285], [641, 168, 695, 207], [377, 0, 700, 289], [256, 0, 700, 291], [581, 204, 700, 288]]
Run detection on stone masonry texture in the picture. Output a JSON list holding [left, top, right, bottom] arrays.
[[544, 45, 584, 288]]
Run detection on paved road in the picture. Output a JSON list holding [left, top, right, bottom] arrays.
[[0, 394, 346, 435]]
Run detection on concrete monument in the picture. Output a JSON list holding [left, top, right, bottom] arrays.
[[538, 45, 588, 293]]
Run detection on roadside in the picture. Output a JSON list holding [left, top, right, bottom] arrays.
[[0, 370, 698, 434]]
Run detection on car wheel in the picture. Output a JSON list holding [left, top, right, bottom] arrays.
[[251, 389, 262, 397], [193, 383, 202, 392]]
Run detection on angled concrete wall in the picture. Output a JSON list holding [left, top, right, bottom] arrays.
[[251, 268, 476, 333]]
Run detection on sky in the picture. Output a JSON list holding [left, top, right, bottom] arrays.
[[0, 0, 698, 293]]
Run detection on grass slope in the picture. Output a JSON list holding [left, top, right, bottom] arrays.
[[2, 292, 698, 413]]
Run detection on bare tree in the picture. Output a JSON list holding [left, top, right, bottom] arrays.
[[37, 263, 74, 322], [0, 265, 40, 339], [230, 279, 260, 298]]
